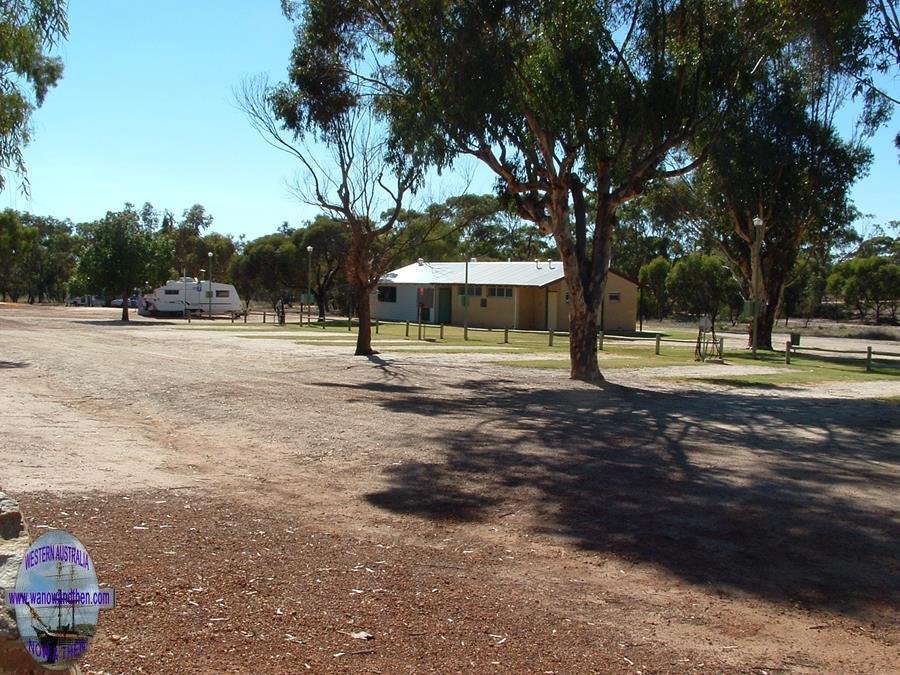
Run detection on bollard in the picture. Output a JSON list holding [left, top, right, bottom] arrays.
[[655, 334, 661, 355], [405, 321, 410, 337], [866, 346, 872, 372], [785, 340, 791, 364], [263, 311, 267, 324], [549, 330, 554, 347], [418, 320, 423, 341], [187, 312, 191, 324], [439, 324, 444, 340], [718, 336, 724, 358], [375, 319, 379, 334], [598, 331, 604, 351], [231, 313, 235, 324], [504, 327, 509, 344], [348, 316, 352, 331]]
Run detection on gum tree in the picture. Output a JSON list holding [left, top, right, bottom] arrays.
[[78, 206, 152, 321], [0, 0, 67, 192], [285, 0, 767, 380], [239, 73, 414, 356]]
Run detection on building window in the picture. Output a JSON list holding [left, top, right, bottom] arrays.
[[457, 285, 482, 296], [608, 292, 621, 302], [215, 290, 230, 298], [377, 286, 397, 303], [488, 286, 513, 298], [164, 289, 180, 295]]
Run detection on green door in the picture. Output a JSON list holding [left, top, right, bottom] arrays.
[[438, 287, 452, 324]]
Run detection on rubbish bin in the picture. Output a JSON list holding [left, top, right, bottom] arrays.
[[790, 332, 801, 346]]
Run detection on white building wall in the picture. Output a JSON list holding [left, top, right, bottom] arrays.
[[370, 285, 421, 322]]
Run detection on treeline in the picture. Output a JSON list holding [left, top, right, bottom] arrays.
[[0, 194, 555, 318], [0, 203, 234, 309], [612, 212, 900, 326]]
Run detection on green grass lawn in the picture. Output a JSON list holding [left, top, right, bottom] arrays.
[[180, 318, 898, 385]]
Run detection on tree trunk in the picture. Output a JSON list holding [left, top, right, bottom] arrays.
[[754, 286, 780, 350], [314, 289, 327, 320], [553, 191, 609, 383], [568, 303, 601, 381], [354, 284, 375, 356], [121, 296, 129, 322]]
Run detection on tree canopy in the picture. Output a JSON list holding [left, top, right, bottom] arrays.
[[77, 206, 153, 320], [283, 0, 776, 380], [0, 0, 67, 191]]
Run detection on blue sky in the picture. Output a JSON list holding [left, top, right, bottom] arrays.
[[2, 1, 898, 241]]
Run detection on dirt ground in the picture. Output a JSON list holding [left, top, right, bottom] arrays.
[[1, 304, 898, 674]]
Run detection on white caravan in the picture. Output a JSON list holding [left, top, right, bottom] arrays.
[[139, 277, 242, 317]]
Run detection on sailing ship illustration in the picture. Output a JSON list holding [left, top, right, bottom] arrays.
[[23, 560, 94, 666]]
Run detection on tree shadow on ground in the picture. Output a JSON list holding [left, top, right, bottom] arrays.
[[316, 376, 900, 617]]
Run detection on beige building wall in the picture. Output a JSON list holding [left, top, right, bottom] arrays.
[[542, 275, 636, 332], [444, 273, 636, 332], [451, 285, 516, 328], [600, 273, 638, 331]]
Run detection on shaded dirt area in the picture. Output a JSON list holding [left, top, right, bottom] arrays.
[[1, 305, 899, 673]]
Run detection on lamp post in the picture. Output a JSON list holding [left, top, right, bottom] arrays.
[[306, 245, 313, 325], [463, 257, 477, 341], [199, 268, 206, 321], [751, 216, 763, 359], [207, 251, 213, 317]]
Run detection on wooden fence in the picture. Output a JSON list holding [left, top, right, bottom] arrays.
[[198, 313, 900, 372]]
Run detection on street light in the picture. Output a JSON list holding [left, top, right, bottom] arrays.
[[207, 251, 213, 317], [751, 216, 763, 358], [306, 245, 313, 325], [463, 257, 476, 341]]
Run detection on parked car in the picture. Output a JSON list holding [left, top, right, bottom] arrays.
[[69, 295, 106, 307], [110, 296, 139, 308]]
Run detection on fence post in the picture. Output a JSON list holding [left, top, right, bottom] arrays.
[[231, 313, 235, 324], [439, 324, 444, 340], [655, 334, 661, 355], [348, 315, 352, 331], [549, 330, 554, 347], [785, 340, 791, 364], [375, 318, 379, 334], [263, 311, 266, 324], [718, 336, 724, 358], [405, 321, 410, 337], [866, 346, 872, 372], [504, 327, 509, 344], [598, 331, 604, 351]]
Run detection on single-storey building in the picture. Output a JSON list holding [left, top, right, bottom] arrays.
[[371, 260, 638, 332]]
